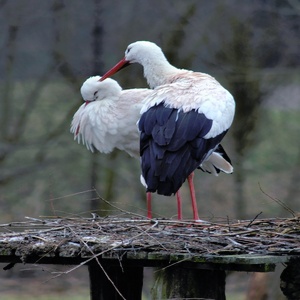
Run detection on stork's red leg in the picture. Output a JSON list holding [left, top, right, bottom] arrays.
[[176, 190, 183, 220], [146, 192, 152, 219], [187, 172, 200, 220]]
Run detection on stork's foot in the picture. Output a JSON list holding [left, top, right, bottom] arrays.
[[193, 219, 209, 224]]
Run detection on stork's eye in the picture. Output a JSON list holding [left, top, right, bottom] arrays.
[[126, 47, 132, 54], [94, 91, 97, 96]]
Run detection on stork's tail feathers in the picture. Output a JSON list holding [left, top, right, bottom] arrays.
[[140, 175, 148, 188], [199, 144, 233, 176]]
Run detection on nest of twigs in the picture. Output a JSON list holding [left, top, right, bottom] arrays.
[[1, 214, 300, 263]]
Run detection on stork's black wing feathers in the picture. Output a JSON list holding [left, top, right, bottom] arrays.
[[139, 102, 226, 195], [215, 144, 232, 164]]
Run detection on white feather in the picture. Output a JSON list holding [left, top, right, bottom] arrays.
[[71, 76, 152, 157]]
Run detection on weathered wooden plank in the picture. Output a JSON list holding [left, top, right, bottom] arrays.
[[0, 252, 291, 272], [133, 252, 288, 271]]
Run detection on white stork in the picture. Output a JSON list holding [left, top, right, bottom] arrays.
[[99, 41, 235, 221], [71, 76, 151, 157]]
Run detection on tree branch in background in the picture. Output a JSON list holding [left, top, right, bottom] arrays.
[[285, 145, 300, 212], [215, 17, 263, 218], [90, 0, 109, 214], [0, 159, 58, 185], [164, 3, 196, 69], [11, 64, 57, 142], [51, 0, 79, 87], [31, 0, 83, 163]]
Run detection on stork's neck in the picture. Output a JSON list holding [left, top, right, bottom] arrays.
[[142, 60, 179, 89]]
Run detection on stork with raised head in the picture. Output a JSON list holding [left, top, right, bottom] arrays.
[[99, 41, 235, 221]]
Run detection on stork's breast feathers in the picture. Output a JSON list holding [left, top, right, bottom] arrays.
[[71, 95, 148, 156], [71, 101, 118, 153]]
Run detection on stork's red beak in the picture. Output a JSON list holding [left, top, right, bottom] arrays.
[[99, 57, 130, 81]]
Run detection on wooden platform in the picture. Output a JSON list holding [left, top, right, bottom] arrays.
[[0, 215, 300, 299]]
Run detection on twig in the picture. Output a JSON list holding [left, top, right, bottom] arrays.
[[247, 212, 263, 228], [259, 182, 295, 217], [227, 215, 231, 232], [155, 256, 192, 272], [93, 188, 148, 219], [45, 189, 96, 201]]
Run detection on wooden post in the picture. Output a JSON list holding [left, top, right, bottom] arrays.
[[152, 267, 226, 299], [280, 259, 300, 300], [88, 260, 143, 300]]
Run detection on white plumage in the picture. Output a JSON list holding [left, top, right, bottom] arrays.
[[71, 76, 152, 157], [139, 72, 235, 139], [100, 41, 235, 220]]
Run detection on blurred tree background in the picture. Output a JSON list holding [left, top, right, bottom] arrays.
[[0, 0, 299, 299]]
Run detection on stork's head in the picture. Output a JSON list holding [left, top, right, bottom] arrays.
[[124, 41, 165, 65], [99, 41, 167, 82], [80, 76, 122, 102]]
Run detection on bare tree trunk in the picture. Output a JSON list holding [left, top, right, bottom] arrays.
[[89, 0, 119, 215], [103, 152, 118, 201], [89, 0, 103, 212], [234, 161, 247, 219], [90, 154, 101, 212], [285, 147, 300, 214], [1, 24, 19, 141], [215, 18, 263, 219]]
